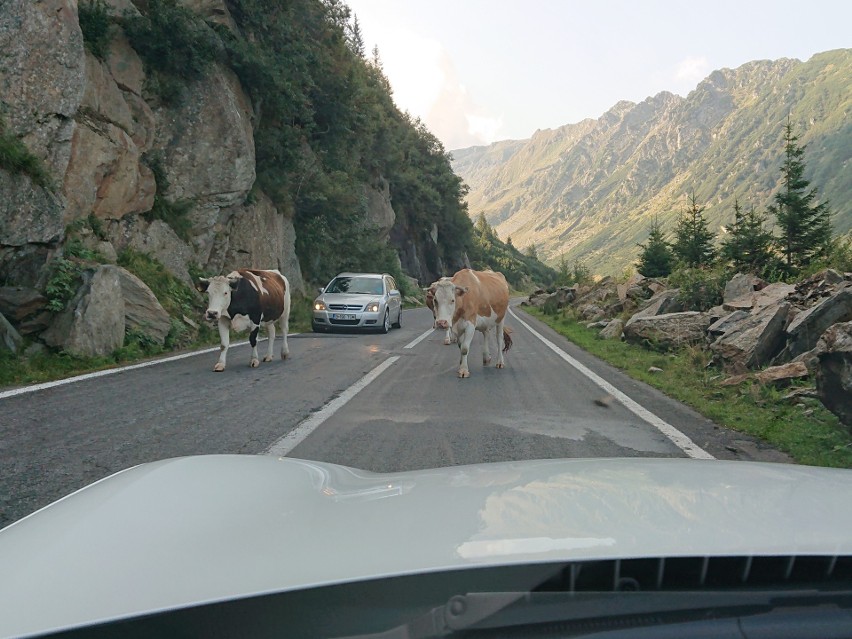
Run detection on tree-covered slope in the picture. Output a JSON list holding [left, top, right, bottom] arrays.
[[453, 50, 852, 276]]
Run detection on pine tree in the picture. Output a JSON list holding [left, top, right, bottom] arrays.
[[672, 192, 717, 268], [720, 199, 775, 274], [767, 118, 832, 272], [636, 217, 674, 277]]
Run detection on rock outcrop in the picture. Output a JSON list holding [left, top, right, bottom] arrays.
[[541, 270, 852, 426]]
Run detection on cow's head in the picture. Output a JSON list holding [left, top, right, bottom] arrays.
[[431, 279, 467, 330], [196, 272, 242, 321]]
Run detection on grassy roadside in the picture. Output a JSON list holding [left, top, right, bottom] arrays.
[[525, 307, 852, 468]]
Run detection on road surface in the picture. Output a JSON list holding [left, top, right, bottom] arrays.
[[0, 305, 789, 529]]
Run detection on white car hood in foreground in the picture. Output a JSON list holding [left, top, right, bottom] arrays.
[[2, 455, 852, 638]]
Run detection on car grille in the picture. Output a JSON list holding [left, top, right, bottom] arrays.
[[328, 304, 363, 311], [329, 319, 360, 326]]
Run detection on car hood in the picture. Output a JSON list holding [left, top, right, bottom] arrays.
[[2, 455, 852, 638], [318, 292, 379, 306]]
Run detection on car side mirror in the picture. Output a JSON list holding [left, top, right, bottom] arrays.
[[318, 287, 325, 294]]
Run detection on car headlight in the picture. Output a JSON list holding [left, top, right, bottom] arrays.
[[314, 301, 326, 311], [366, 302, 380, 313]]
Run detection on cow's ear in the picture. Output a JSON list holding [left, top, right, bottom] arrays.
[[455, 286, 468, 296], [196, 278, 210, 293]]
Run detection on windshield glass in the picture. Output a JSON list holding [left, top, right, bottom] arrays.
[[326, 277, 383, 295]]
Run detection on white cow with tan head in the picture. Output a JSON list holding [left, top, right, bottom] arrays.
[[431, 269, 512, 378]]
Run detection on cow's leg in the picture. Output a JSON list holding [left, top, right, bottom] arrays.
[[457, 323, 476, 378], [495, 320, 506, 369], [263, 321, 275, 362], [280, 297, 291, 360], [443, 327, 453, 345], [249, 326, 261, 367], [214, 318, 230, 372], [481, 328, 492, 365]]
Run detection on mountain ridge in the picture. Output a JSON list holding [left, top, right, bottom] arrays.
[[451, 49, 851, 275]]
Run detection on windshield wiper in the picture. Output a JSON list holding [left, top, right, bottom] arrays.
[[340, 590, 852, 639]]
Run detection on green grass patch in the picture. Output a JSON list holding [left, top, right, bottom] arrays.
[[0, 117, 52, 188], [527, 308, 852, 468]]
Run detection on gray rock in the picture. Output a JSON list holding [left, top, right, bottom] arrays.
[[41, 265, 125, 357], [710, 302, 790, 373], [723, 273, 763, 304], [634, 288, 683, 318], [0, 313, 23, 353], [707, 310, 750, 338], [784, 284, 852, 360], [623, 311, 710, 350], [815, 321, 852, 429], [117, 268, 171, 346], [0, 287, 48, 322], [599, 318, 624, 340]]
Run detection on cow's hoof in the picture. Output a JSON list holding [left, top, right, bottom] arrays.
[[262, 355, 273, 362], [281, 352, 289, 360], [213, 363, 225, 372], [496, 362, 505, 369], [250, 358, 260, 368], [483, 357, 492, 365], [458, 370, 470, 378], [443, 338, 452, 345]]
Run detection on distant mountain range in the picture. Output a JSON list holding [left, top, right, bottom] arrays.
[[451, 49, 851, 275]]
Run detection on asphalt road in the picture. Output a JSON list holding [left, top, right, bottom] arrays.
[[0, 305, 790, 530]]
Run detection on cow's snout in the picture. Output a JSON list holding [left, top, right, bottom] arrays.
[[436, 319, 449, 330], [206, 310, 219, 321]]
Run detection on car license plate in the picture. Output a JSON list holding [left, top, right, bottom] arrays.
[[331, 313, 356, 320]]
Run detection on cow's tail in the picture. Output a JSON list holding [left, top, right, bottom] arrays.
[[502, 325, 513, 352]]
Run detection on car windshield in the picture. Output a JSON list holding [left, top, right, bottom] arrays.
[[326, 277, 383, 295]]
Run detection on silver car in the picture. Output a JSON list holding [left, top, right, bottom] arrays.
[[312, 272, 402, 333]]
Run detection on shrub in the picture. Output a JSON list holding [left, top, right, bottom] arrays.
[[78, 0, 112, 60], [122, 0, 221, 105], [0, 117, 52, 188], [44, 259, 85, 312], [668, 265, 728, 311]]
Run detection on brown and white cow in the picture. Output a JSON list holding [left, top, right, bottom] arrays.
[[196, 269, 291, 372], [425, 278, 455, 344], [431, 269, 512, 378]]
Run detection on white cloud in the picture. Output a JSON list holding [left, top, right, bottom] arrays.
[[675, 56, 710, 87], [366, 26, 504, 149]]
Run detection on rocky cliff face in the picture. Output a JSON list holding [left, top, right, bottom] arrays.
[[0, 0, 411, 298], [0, 0, 314, 292], [453, 51, 851, 275]]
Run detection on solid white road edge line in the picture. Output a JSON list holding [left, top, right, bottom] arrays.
[[0, 336, 297, 401], [266, 356, 401, 457], [509, 309, 715, 460]]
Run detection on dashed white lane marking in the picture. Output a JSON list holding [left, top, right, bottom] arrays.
[[265, 356, 401, 457], [0, 337, 298, 401], [509, 309, 715, 460], [404, 328, 434, 349]]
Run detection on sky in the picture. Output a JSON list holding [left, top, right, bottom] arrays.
[[345, 0, 852, 151]]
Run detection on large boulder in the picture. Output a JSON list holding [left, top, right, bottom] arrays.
[[0, 313, 23, 354], [41, 265, 125, 357], [815, 321, 852, 429], [117, 268, 171, 346], [633, 288, 683, 318], [710, 302, 790, 373], [782, 284, 852, 360], [623, 311, 711, 350], [0, 287, 48, 322], [723, 273, 765, 304]]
